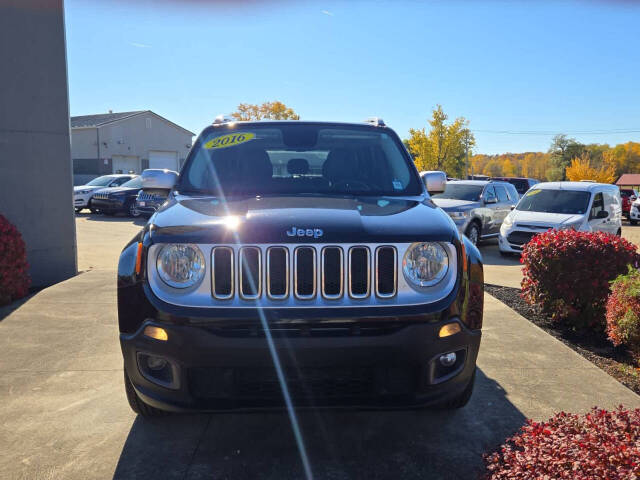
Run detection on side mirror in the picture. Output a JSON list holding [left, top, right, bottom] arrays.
[[597, 210, 609, 219], [632, 196, 637, 202], [484, 196, 497, 204], [140, 169, 178, 190], [420, 171, 447, 195], [510, 205, 516, 210]]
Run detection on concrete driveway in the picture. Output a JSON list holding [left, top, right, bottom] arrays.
[[1, 214, 639, 479]]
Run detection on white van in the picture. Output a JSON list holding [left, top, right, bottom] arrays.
[[498, 181, 622, 254]]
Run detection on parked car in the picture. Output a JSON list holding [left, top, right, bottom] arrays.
[[431, 180, 519, 245], [135, 169, 179, 217], [117, 118, 484, 416], [619, 188, 638, 223], [74, 174, 136, 213], [491, 177, 539, 198], [499, 181, 623, 254], [630, 197, 640, 225], [90, 177, 143, 217]]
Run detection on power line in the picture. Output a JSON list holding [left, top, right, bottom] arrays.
[[471, 128, 640, 135]]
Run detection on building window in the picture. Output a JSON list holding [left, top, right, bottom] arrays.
[[146, 117, 151, 129]]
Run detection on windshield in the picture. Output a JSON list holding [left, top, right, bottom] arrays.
[[432, 184, 483, 201], [177, 124, 421, 197], [86, 176, 114, 187], [508, 179, 531, 194], [516, 189, 591, 214], [120, 177, 142, 189]]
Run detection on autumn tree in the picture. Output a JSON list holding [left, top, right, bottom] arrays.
[[231, 101, 300, 121], [405, 105, 475, 178], [547, 134, 585, 181], [501, 158, 516, 177], [565, 153, 616, 184]]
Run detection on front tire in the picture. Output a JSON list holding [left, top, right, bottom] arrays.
[[127, 200, 141, 218], [124, 368, 167, 417], [74, 207, 82, 214], [88, 200, 98, 214], [631, 220, 638, 226], [465, 223, 480, 246]]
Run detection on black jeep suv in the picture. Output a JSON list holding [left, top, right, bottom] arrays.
[[117, 119, 484, 416]]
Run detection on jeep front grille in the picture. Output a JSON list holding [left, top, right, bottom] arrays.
[[209, 245, 396, 302], [211, 247, 233, 300], [348, 247, 370, 298]]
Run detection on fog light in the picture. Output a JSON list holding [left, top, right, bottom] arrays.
[[144, 325, 168, 341], [439, 352, 457, 367], [439, 322, 461, 338], [146, 356, 168, 371]]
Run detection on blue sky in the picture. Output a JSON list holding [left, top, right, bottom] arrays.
[[65, 0, 640, 154]]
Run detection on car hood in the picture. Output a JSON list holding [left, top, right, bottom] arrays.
[[74, 185, 102, 192], [149, 195, 459, 244], [431, 198, 479, 210], [509, 210, 584, 226]]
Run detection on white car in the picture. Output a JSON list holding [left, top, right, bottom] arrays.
[[74, 174, 136, 213], [630, 197, 640, 225], [499, 181, 623, 255]]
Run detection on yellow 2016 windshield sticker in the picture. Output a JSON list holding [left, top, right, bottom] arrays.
[[526, 189, 541, 196], [204, 132, 255, 149]]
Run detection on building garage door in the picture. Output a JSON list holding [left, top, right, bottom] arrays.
[[149, 151, 178, 171], [112, 155, 139, 174]]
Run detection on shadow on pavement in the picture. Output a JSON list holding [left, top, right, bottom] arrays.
[[76, 211, 148, 227], [113, 369, 525, 480], [0, 293, 34, 321]]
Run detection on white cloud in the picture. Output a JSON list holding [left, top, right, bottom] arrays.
[[129, 42, 151, 48], [321, 10, 334, 16]]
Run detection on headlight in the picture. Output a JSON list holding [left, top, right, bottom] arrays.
[[77, 189, 91, 194], [502, 215, 513, 228], [156, 244, 205, 288], [402, 242, 449, 288], [448, 211, 468, 220], [559, 221, 582, 231]]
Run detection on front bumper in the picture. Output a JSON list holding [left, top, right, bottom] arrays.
[[135, 200, 163, 216], [73, 193, 92, 208], [92, 197, 126, 213], [630, 206, 640, 221], [122, 317, 481, 411]]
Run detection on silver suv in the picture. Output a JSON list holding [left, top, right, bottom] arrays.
[[431, 180, 519, 244]]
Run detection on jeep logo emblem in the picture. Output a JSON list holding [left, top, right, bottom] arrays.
[[286, 227, 324, 239]]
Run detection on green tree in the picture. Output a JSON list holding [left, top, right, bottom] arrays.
[[405, 105, 475, 178], [231, 101, 300, 121], [548, 134, 585, 181]]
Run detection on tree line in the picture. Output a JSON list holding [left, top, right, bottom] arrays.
[[471, 137, 640, 182], [231, 101, 640, 182]]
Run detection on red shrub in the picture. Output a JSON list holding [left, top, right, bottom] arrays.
[[606, 267, 640, 359], [484, 406, 640, 479], [0, 215, 30, 305], [521, 229, 639, 331]]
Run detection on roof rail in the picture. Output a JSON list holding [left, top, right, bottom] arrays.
[[364, 117, 385, 127], [213, 114, 234, 125]]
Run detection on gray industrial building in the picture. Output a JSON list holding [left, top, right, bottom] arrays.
[[71, 111, 194, 185]]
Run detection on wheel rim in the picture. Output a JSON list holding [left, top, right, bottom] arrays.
[[129, 203, 139, 217], [467, 226, 479, 244]]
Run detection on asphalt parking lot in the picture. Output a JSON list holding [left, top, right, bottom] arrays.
[[1, 214, 639, 479]]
